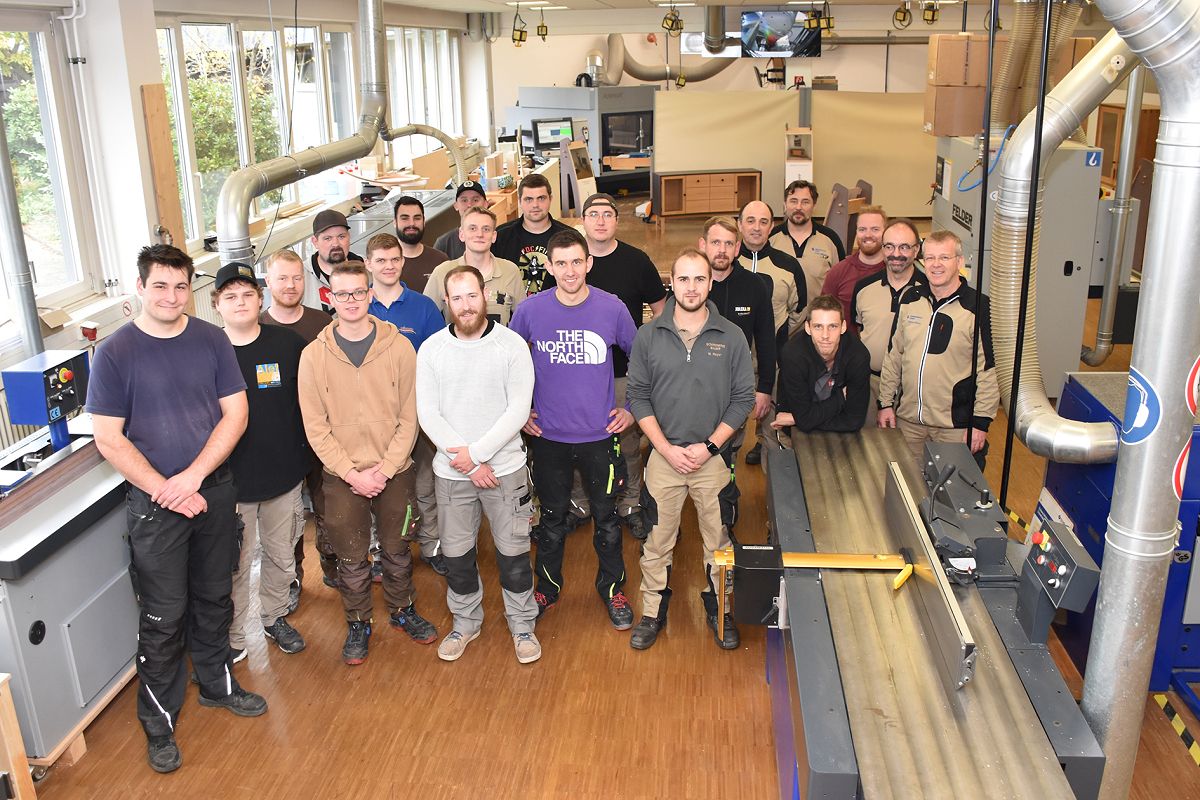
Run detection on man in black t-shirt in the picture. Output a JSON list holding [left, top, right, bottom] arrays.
[[565, 193, 667, 540], [87, 246, 266, 774], [492, 172, 571, 294], [213, 263, 311, 660]]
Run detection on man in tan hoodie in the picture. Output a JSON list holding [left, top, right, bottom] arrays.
[[298, 261, 438, 665]]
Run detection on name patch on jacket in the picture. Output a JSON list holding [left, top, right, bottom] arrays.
[[705, 342, 726, 358], [735, 306, 752, 316], [256, 363, 282, 389]]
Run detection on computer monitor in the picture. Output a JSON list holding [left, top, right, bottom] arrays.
[[532, 117, 574, 150], [740, 11, 821, 58]]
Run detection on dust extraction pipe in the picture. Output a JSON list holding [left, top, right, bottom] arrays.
[[989, 29, 1134, 464], [1016, 0, 1086, 123], [1080, 0, 1200, 796], [990, 0, 1040, 128], [381, 124, 469, 186], [593, 8, 735, 86], [217, 0, 386, 265], [1081, 65, 1143, 366]]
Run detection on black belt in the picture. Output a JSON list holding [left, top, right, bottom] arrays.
[[199, 464, 233, 490]]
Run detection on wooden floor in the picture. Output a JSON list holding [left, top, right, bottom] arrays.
[[36, 203, 1200, 798]]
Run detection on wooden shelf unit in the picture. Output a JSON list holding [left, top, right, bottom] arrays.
[[1096, 103, 1159, 189], [654, 169, 762, 217]]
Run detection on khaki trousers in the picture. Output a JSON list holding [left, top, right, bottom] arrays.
[[230, 482, 304, 648], [898, 416, 967, 460]]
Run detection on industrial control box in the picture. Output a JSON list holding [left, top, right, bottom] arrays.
[[1, 350, 90, 426]]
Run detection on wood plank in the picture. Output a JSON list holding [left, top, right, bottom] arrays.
[[139, 84, 186, 249], [0, 675, 37, 799]]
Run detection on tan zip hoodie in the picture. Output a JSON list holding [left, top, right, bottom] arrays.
[[298, 315, 418, 480]]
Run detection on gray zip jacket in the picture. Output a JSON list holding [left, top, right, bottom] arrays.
[[626, 298, 755, 447]]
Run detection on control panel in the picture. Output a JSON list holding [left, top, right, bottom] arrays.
[[2, 350, 90, 426], [1016, 515, 1100, 644]]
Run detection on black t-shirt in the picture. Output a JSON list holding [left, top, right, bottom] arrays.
[[229, 325, 312, 502], [585, 241, 667, 378], [493, 217, 571, 293]]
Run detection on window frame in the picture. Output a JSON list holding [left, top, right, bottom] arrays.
[[383, 25, 464, 169]]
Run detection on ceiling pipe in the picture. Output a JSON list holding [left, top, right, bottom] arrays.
[[704, 7, 729, 54], [381, 124, 469, 186], [1080, 0, 1200, 796], [989, 29, 1135, 464], [216, 0, 386, 265]]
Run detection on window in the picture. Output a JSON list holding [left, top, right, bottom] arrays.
[[156, 16, 364, 244], [385, 27, 463, 167], [0, 25, 91, 301]]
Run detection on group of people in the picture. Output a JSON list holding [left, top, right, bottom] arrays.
[[86, 172, 997, 774]]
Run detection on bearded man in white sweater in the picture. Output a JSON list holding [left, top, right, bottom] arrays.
[[415, 264, 541, 664]]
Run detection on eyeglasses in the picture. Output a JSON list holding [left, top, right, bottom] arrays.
[[331, 288, 369, 302], [882, 243, 916, 254], [924, 254, 961, 265], [584, 211, 616, 220]]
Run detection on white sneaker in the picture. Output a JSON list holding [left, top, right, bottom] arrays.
[[513, 632, 542, 664], [437, 629, 480, 662]]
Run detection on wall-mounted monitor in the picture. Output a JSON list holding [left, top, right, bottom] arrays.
[[740, 11, 822, 58], [532, 117, 574, 149]]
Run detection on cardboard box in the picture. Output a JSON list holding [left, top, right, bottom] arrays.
[[924, 84, 987, 137], [928, 33, 1010, 87], [37, 306, 70, 337]]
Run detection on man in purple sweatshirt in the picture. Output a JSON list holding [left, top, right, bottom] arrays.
[[510, 229, 639, 630]]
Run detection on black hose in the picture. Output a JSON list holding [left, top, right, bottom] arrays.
[[575, 73, 593, 87], [1000, 0, 1054, 507]]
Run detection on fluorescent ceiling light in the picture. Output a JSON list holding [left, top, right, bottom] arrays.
[[541, 4, 568, 7], [506, 1, 548, 5], [656, 2, 696, 6]]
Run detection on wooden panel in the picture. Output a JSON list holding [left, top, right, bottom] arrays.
[[660, 176, 685, 214], [140, 84, 185, 248], [684, 187, 712, 201], [711, 174, 735, 189], [684, 174, 711, 189], [683, 198, 711, 214], [412, 147, 453, 190], [0, 675, 35, 799]]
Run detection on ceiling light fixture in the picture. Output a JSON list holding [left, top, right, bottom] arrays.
[[819, 1, 835, 30], [893, 0, 912, 28], [922, 1, 940, 23], [512, 2, 528, 46], [537, 8, 548, 40]]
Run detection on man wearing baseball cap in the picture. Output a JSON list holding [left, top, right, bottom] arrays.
[[434, 181, 488, 262], [309, 209, 364, 313]]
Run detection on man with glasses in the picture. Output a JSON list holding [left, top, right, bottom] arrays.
[[850, 219, 926, 422], [770, 180, 846, 305], [425, 207, 526, 326], [877, 230, 999, 466], [434, 181, 489, 261], [299, 261, 438, 665], [562, 193, 666, 540], [821, 206, 888, 323], [393, 195, 448, 293]]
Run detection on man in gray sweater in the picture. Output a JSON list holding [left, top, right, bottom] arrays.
[[414, 264, 541, 664], [625, 248, 755, 651]]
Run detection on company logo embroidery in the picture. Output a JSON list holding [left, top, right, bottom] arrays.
[[535, 330, 608, 365], [1121, 367, 1161, 445], [705, 342, 725, 358], [256, 362, 282, 389], [906, 314, 923, 324], [735, 306, 752, 315]]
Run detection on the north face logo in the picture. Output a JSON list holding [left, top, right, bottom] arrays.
[[535, 329, 609, 365]]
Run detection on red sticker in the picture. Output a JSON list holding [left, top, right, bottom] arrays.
[[1174, 439, 1190, 501], [121, 300, 132, 317]]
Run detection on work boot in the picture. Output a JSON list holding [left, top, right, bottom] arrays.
[[389, 604, 437, 644], [263, 617, 306, 654], [535, 591, 558, 618], [706, 611, 740, 650], [629, 616, 665, 650], [198, 686, 268, 717], [421, 553, 450, 577], [147, 735, 182, 774], [745, 442, 763, 465], [343, 620, 372, 665], [605, 591, 634, 630], [623, 511, 648, 541]]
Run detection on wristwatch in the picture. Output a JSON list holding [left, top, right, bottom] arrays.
[[704, 439, 720, 456]]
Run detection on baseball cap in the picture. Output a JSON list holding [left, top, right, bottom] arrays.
[[214, 262, 258, 293], [455, 180, 487, 200], [582, 193, 618, 216], [313, 209, 350, 236]]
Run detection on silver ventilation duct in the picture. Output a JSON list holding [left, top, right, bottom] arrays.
[[1080, 1, 1200, 797], [216, 0, 386, 265], [381, 124, 469, 185], [704, 7, 730, 55], [989, 29, 1135, 464], [592, 7, 736, 87]]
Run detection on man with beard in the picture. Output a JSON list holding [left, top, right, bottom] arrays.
[[261, 249, 338, 603], [393, 195, 448, 293], [769, 179, 845, 304], [493, 173, 571, 294], [626, 248, 754, 651], [771, 294, 871, 435], [821, 206, 888, 324], [434, 181, 488, 261], [698, 217, 775, 535], [308, 210, 363, 313], [850, 219, 926, 420], [734, 200, 806, 466], [878, 230, 999, 467], [425, 207, 527, 326], [416, 265, 540, 664]]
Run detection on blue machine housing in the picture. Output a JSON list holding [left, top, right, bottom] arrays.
[[1044, 372, 1200, 714]]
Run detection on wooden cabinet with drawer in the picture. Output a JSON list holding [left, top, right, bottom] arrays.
[[654, 169, 762, 218]]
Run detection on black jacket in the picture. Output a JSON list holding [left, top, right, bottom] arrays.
[[708, 263, 777, 395], [777, 332, 871, 433]]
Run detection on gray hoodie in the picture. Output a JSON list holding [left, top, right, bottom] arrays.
[[626, 298, 755, 448]]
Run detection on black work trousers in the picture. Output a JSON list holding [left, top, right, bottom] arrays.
[[126, 470, 241, 740], [530, 435, 627, 601]]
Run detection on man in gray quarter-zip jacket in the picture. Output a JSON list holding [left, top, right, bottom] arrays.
[[625, 248, 755, 652]]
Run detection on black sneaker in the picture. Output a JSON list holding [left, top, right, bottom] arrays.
[[421, 553, 449, 576], [322, 575, 340, 589], [706, 612, 740, 650], [370, 561, 383, 583], [623, 512, 648, 541], [389, 604, 437, 644], [263, 617, 306, 654], [745, 442, 763, 465], [147, 735, 181, 773], [198, 686, 268, 717], [605, 591, 634, 630], [343, 620, 371, 665], [286, 580, 301, 615], [565, 511, 590, 530], [535, 591, 558, 618], [630, 616, 665, 650]]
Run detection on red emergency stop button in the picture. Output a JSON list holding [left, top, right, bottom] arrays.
[[58, 368, 74, 383], [1031, 531, 1045, 545]]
